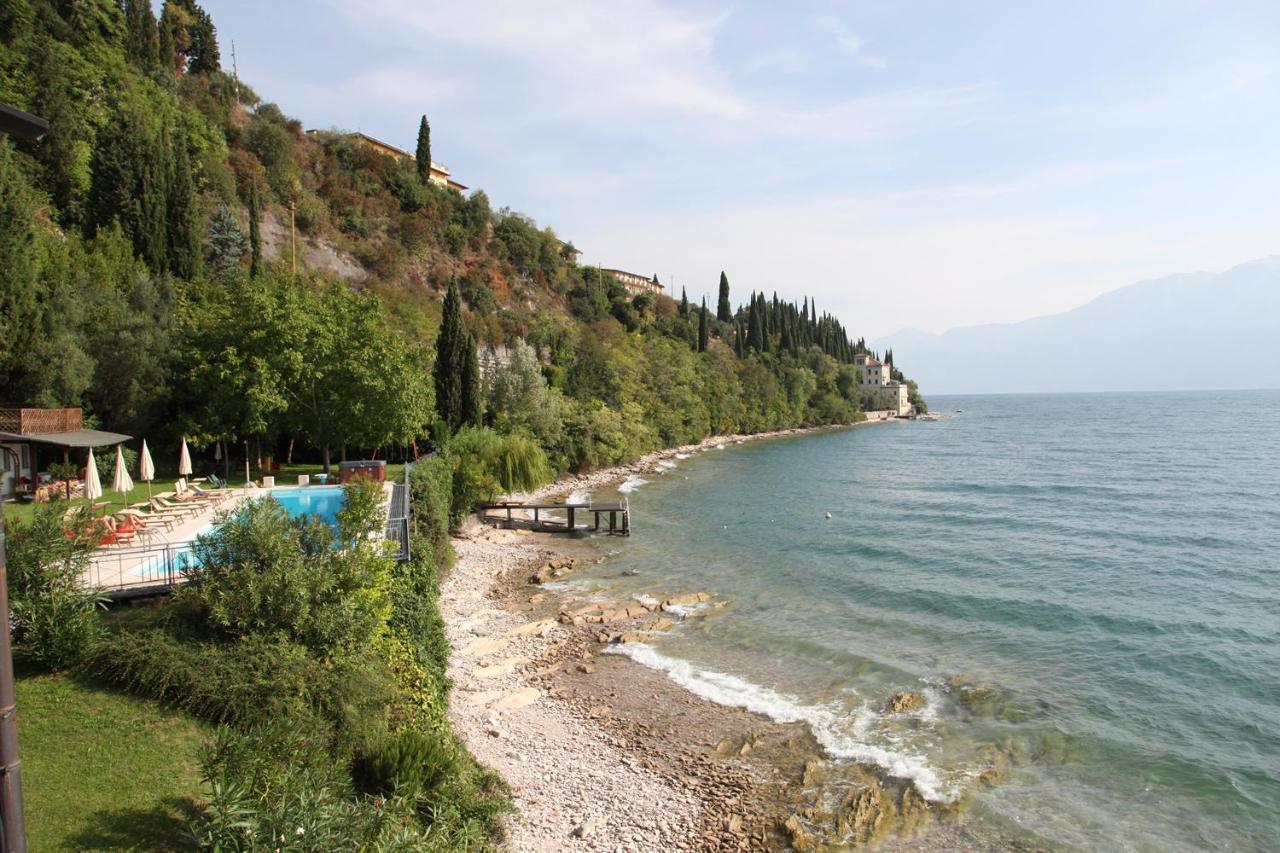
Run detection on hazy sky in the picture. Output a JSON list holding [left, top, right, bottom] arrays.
[[206, 0, 1280, 338]]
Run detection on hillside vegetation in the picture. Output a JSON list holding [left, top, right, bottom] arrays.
[[1, 0, 921, 480]]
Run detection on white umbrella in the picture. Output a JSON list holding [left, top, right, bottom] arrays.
[[112, 444, 133, 494], [178, 437, 193, 477], [214, 441, 222, 462], [83, 448, 102, 502], [138, 439, 155, 500]]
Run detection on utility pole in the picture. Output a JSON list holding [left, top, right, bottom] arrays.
[[289, 199, 297, 276], [230, 41, 240, 107], [0, 99, 46, 853]]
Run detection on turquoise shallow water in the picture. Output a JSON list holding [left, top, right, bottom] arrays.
[[570, 391, 1280, 850]]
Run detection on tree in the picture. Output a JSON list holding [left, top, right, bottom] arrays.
[[434, 281, 467, 432], [123, 0, 161, 73], [206, 204, 247, 283], [679, 286, 688, 317], [717, 271, 732, 322], [460, 330, 482, 428], [698, 297, 709, 353], [168, 124, 202, 278], [186, 4, 220, 74], [415, 115, 431, 183], [248, 184, 263, 277]]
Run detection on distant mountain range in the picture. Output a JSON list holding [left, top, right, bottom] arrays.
[[875, 257, 1280, 395]]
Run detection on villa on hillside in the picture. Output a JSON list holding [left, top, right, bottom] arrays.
[[601, 268, 664, 297], [853, 353, 911, 416], [308, 130, 468, 191]]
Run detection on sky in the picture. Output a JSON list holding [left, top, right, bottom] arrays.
[[204, 0, 1280, 338]]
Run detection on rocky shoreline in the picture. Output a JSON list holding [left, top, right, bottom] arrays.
[[441, 421, 1021, 851]]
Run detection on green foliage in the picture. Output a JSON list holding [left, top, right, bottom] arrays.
[[4, 505, 103, 670], [448, 427, 551, 523], [356, 729, 457, 799], [408, 457, 453, 568], [434, 281, 480, 433], [205, 202, 246, 282], [178, 498, 391, 657], [337, 476, 386, 546], [189, 721, 437, 851], [415, 114, 431, 182], [247, 183, 262, 276], [717, 270, 732, 322]]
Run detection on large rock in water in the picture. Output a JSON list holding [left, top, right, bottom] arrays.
[[886, 691, 924, 714]]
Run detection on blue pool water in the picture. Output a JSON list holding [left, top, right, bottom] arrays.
[[269, 486, 346, 529], [130, 486, 347, 579]]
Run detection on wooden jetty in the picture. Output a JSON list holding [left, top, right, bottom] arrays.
[[477, 498, 631, 536]]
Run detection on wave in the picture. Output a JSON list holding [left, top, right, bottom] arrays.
[[656, 459, 678, 471], [618, 475, 649, 493], [566, 488, 592, 505], [606, 642, 953, 801], [675, 452, 692, 459]]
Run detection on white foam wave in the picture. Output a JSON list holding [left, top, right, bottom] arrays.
[[675, 452, 692, 460], [656, 459, 677, 470], [605, 643, 953, 802], [566, 488, 592, 505], [618, 475, 649, 493]]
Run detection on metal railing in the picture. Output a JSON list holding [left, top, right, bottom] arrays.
[[86, 535, 200, 598], [384, 464, 411, 562]]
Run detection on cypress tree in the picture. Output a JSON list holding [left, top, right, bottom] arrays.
[[460, 329, 482, 427], [679, 286, 688, 317], [248, 184, 262, 277], [167, 124, 200, 278], [716, 271, 732, 322], [735, 318, 746, 358], [186, 5, 221, 74], [780, 313, 794, 353], [434, 281, 465, 431], [747, 296, 762, 352], [698, 297, 709, 352], [123, 0, 161, 74], [416, 115, 432, 183]]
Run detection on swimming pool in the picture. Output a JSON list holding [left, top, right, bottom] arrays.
[[270, 486, 346, 530], [127, 486, 348, 580]]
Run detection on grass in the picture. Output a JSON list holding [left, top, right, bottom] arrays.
[[2, 462, 407, 526], [18, 670, 209, 852]]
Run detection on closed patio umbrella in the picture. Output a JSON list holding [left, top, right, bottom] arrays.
[[178, 437, 192, 477], [112, 444, 133, 495], [83, 447, 102, 502], [138, 439, 155, 500]]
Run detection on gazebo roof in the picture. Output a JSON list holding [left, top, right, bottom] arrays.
[[0, 429, 131, 448]]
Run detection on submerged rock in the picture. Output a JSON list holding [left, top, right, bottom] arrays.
[[886, 690, 925, 714]]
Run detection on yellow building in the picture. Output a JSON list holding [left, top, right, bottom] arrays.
[[309, 131, 468, 191], [601, 269, 664, 296]]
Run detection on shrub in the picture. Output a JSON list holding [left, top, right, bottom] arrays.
[[189, 722, 435, 851], [85, 629, 393, 735], [337, 476, 386, 547], [448, 427, 552, 525], [177, 498, 391, 656], [4, 505, 103, 670], [408, 456, 453, 564], [355, 729, 457, 799]]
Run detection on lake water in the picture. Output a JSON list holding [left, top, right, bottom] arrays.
[[574, 391, 1280, 850]]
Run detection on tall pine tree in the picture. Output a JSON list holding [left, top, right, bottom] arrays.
[[434, 281, 466, 431], [416, 115, 432, 183], [698, 297, 709, 352], [679, 286, 688, 316], [716, 271, 732, 322], [167, 123, 200, 278], [123, 0, 161, 75], [459, 329, 482, 428], [248, 184, 262, 277]]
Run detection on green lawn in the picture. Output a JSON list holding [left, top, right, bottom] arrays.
[[2, 462, 407, 526], [18, 671, 208, 852]]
